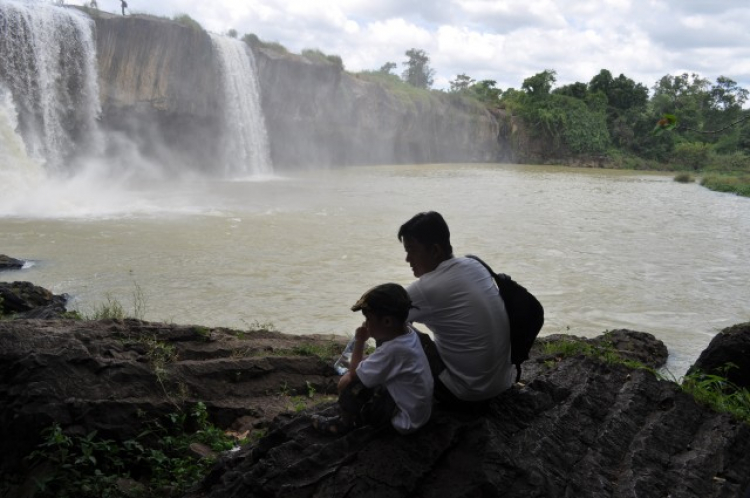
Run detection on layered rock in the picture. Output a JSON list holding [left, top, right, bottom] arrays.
[[0, 318, 344, 482], [1, 307, 749, 497], [87, 12, 503, 171], [254, 50, 502, 168], [0, 281, 68, 319], [92, 12, 223, 171]]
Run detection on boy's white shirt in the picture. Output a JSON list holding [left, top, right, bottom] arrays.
[[355, 326, 434, 434]]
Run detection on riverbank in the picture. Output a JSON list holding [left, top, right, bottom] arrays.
[[1, 281, 749, 497]]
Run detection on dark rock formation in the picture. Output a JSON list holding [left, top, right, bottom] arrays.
[[688, 322, 750, 389], [0, 281, 68, 319], [0, 254, 25, 271], [0, 318, 343, 482], [189, 358, 750, 498], [2, 312, 749, 498]]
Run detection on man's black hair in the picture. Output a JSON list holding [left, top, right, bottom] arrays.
[[397, 211, 453, 256]]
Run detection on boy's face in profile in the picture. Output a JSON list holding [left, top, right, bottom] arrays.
[[363, 311, 397, 341]]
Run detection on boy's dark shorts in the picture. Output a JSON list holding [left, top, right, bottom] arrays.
[[339, 375, 397, 428]]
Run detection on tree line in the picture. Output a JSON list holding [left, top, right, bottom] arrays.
[[376, 48, 750, 194]]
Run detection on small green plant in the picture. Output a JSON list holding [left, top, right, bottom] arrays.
[[90, 293, 125, 320], [131, 281, 147, 320], [541, 335, 652, 372], [680, 365, 750, 424], [193, 326, 211, 340], [26, 403, 241, 497]]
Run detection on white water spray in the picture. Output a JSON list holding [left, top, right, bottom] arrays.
[[210, 34, 273, 177], [0, 0, 102, 171]]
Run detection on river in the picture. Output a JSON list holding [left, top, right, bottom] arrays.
[[1, 163, 748, 377]]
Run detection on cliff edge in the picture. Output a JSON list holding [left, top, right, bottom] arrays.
[[89, 12, 503, 171]]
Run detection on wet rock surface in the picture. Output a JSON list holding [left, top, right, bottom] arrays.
[[0, 281, 68, 319], [0, 254, 24, 270]]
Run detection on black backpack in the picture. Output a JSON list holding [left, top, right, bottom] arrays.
[[466, 255, 544, 383]]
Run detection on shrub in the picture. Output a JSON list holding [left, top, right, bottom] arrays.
[[674, 172, 695, 183], [242, 33, 288, 54], [172, 13, 203, 31], [670, 142, 711, 171], [301, 49, 344, 70], [26, 403, 242, 498], [700, 173, 750, 197]]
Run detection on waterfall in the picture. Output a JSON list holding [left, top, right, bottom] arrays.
[[209, 34, 273, 177], [0, 0, 102, 172]]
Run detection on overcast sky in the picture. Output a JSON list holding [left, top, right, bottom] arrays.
[[75, 0, 750, 95]]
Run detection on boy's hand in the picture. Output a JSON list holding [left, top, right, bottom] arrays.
[[354, 323, 370, 342], [337, 371, 352, 392]]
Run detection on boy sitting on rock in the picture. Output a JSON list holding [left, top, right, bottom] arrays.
[[312, 283, 434, 435]]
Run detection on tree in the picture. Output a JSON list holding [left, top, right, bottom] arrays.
[[402, 49, 435, 89], [379, 62, 397, 75], [521, 70, 556, 98], [227, 29, 238, 39], [470, 80, 502, 105], [553, 82, 588, 100], [449, 74, 474, 93]]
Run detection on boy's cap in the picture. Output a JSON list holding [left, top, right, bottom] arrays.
[[351, 283, 416, 315]]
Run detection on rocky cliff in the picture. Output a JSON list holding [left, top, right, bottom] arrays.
[[89, 12, 504, 171], [93, 12, 223, 171]]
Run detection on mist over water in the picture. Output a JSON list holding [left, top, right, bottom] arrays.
[[0, 2, 277, 217]]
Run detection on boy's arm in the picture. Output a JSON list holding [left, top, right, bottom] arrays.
[[349, 323, 369, 373], [338, 324, 369, 392]]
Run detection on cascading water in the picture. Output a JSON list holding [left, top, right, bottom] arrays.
[[0, 0, 102, 172], [210, 34, 273, 177]]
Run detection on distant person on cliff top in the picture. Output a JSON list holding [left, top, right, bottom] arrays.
[[312, 283, 433, 435], [398, 211, 515, 410], [121, 0, 127, 15]]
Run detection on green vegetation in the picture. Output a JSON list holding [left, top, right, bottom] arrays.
[[85, 282, 147, 321], [90, 293, 125, 320], [674, 172, 695, 183], [441, 65, 750, 196], [172, 13, 202, 31], [540, 335, 650, 372], [241, 33, 289, 54], [543, 337, 750, 424], [680, 366, 750, 424], [701, 172, 750, 196], [301, 48, 344, 70], [402, 48, 435, 89], [26, 402, 243, 498]]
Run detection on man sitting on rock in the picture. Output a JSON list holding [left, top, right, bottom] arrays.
[[398, 211, 515, 409], [312, 283, 433, 435]]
